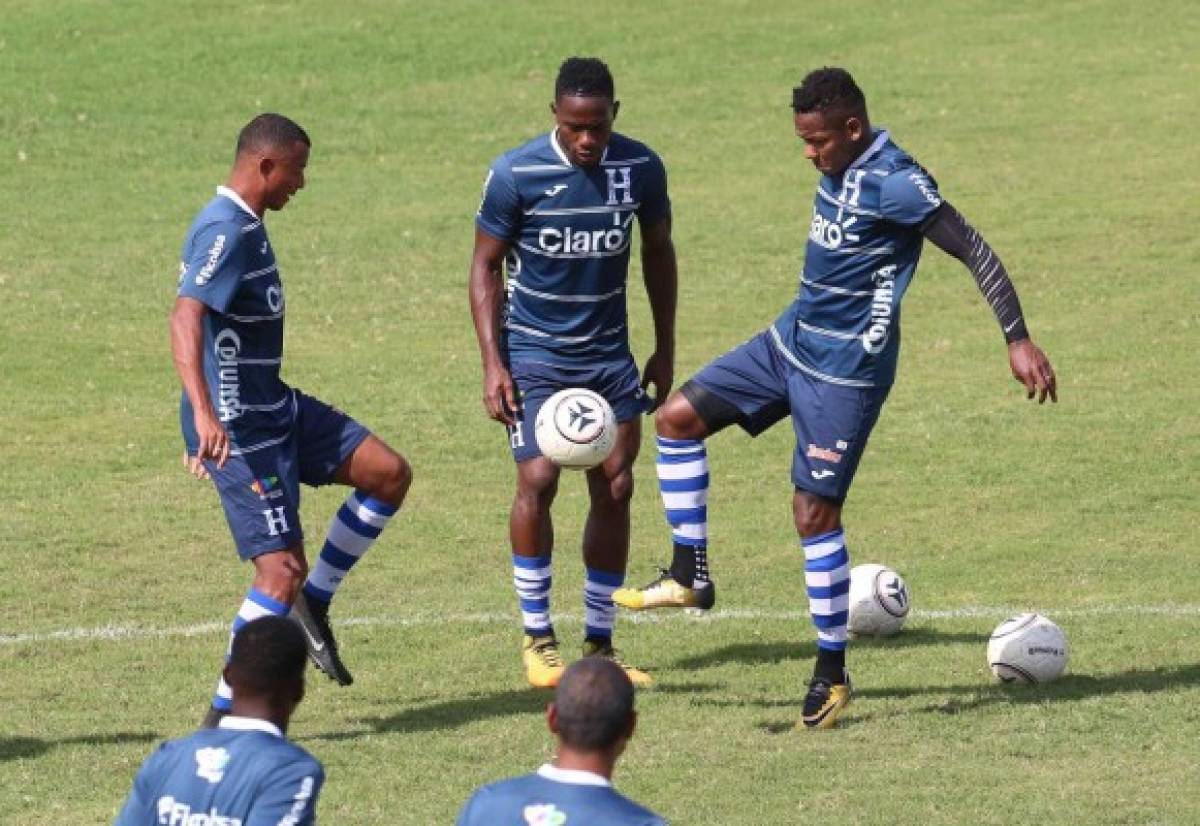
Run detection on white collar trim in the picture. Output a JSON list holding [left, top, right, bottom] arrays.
[[845, 129, 890, 174], [537, 763, 612, 788], [216, 185, 260, 219], [548, 131, 609, 167], [217, 716, 283, 738]]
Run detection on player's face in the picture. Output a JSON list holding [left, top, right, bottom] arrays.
[[794, 110, 864, 178], [262, 141, 309, 211], [552, 94, 618, 167]]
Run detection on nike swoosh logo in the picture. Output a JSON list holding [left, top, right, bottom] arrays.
[[811, 469, 836, 479], [544, 184, 567, 197], [299, 624, 325, 653]]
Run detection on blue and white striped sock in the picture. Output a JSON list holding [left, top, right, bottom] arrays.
[[513, 554, 553, 636], [303, 491, 397, 605], [657, 436, 710, 585], [212, 587, 290, 711], [583, 568, 624, 643], [802, 529, 851, 653]]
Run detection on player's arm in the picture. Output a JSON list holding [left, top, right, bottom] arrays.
[[639, 217, 678, 410], [469, 228, 519, 425], [921, 202, 1057, 403], [169, 296, 231, 472]]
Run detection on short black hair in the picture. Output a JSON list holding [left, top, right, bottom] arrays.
[[226, 616, 308, 697], [792, 67, 867, 117], [555, 57, 615, 100], [236, 113, 310, 157], [553, 657, 634, 751]]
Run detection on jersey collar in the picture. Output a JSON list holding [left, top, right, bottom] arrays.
[[844, 128, 890, 175], [538, 763, 612, 788], [549, 130, 609, 167], [218, 716, 283, 738], [216, 185, 260, 219]]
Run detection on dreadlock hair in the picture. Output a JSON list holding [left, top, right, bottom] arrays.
[[792, 67, 867, 119], [236, 113, 310, 158], [555, 57, 615, 100]]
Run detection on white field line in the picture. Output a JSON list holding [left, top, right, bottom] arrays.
[[3, 604, 1200, 647]]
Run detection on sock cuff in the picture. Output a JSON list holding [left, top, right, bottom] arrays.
[[246, 588, 290, 616], [801, 528, 845, 548], [513, 553, 552, 570], [352, 490, 398, 517], [584, 567, 625, 588]]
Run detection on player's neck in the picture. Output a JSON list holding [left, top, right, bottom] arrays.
[[223, 172, 266, 218], [229, 698, 291, 734], [552, 748, 617, 781]]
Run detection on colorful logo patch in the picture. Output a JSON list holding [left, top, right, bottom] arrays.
[[251, 476, 281, 498]]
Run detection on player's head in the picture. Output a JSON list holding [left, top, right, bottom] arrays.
[[547, 658, 637, 759], [551, 57, 619, 167], [791, 67, 872, 177], [223, 616, 308, 730], [233, 113, 310, 212]]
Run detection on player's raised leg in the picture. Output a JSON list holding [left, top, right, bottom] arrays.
[[581, 418, 652, 686], [512, 455, 564, 687]]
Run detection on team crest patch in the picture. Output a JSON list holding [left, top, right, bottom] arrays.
[[523, 803, 567, 826], [194, 746, 230, 784], [250, 476, 282, 499]]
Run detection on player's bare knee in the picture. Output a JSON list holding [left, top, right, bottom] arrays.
[[517, 462, 560, 506], [655, 394, 704, 440], [380, 453, 413, 506], [590, 468, 634, 508]]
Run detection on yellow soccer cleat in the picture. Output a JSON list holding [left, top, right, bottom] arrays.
[[612, 569, 716, 611], [582, 638, 654, 688], [522, 634, 566, 689], [798, 670, 853, 730]]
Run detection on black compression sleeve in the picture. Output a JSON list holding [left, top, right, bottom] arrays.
[[920, 202, 1029, 343]]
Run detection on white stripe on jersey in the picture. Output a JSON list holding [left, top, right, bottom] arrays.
[[512, 164, 570, 173], [239, 221, 262, 234], [525, 204, 640, 216], [229, 433, 290, 456], [225, 311, 284, 322], [802, 278, 873, 297], [240, 395, 291, 412], [512, 282, 625, 303], [505, 321, 625, 345], [796, 319, 861, 341], [240, 264, 278, 281], [235, 357, 283, 365], [601, 156, 651, 166], [769, 325, 875, 388], [814, 186, 883, 218]]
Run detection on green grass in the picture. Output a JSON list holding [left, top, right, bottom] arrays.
[[2, 0, 1199, 822]]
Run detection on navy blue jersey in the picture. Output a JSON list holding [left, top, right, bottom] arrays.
[[115, 717, 324, 826], [476, 131, 671, 365], [177, 187, 291, 453], [457, 765, 666, 826], [772, 130, 942, 387]]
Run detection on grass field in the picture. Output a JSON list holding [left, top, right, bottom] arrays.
[[2, 0, 1199, 823]]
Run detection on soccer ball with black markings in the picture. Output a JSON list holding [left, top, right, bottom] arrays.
[[987, 612, 1069, 684], [846, 563, 911, 637], [534, 388, 617, 470]]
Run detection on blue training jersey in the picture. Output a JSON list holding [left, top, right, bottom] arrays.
[[457, 765, 666, 826], [114, 717, 324, 826], [476, 130, 671, 366], [177, 187, 292, 453], [772, 129, 943, 388]]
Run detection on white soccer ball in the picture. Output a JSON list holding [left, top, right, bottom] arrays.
[[534, 388, 617, 470], [987, 613, 1069, 684], [846, 563, 911, 636]]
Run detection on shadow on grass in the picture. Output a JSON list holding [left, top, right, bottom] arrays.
[[671, 628, 987, 670], [0, 732, 160, 763]]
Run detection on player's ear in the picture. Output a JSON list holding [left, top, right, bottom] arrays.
[[546, 703, 560, 735], [611, 100, 620, 122], [625, 709, 637, 741], [844, 115, 864, 142], [550, 101, 558, 117]]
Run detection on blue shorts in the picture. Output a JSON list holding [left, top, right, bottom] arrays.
[[506, 359, 650, 463], [689, 330, 889, 502], [201, 389, 371, 560]]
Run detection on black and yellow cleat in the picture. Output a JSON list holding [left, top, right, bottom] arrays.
[[612, 569, 716, 612], [523, 634, 566, 688], [582, 638, 653, 687], [799, 669, 852, 730]]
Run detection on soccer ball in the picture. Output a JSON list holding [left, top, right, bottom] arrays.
[[987, 613, 1069, 684], [534, 388, 617, 469], [846, 563, 910, 636]]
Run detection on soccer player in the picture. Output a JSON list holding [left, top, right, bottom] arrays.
[[171, 114, 412, 725], [613, 68, 1058, 728], [469, 58, 678, 688], [115, 616, 323, 825], [456, 657, 666, 826]]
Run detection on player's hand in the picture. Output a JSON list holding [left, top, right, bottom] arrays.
[[483, 361, 519, 426], [192, 408, 232, 468], [182, 451, 211, 480], [640, 350, 674, 412], [1008, 338, 1057, 404]]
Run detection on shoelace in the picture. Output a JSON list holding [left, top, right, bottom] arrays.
[[640, 567, 676, 590], [532, 639, 564, 667]]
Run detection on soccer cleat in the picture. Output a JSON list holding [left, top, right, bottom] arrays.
[[799, 669, 853, 730], [612, 569, 716, 612], [200, 706, 227, 730], [290, 591, 354, 686], [523, 634, 566, 688], [582, 638, 653, 687]]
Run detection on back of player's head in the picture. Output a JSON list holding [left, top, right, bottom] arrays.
[[555, 57, 615, 101], [552, 657, 635, 751], [236, 113, 311, 158], [792, 67, 867, 119], [226, 616, 308, 700]]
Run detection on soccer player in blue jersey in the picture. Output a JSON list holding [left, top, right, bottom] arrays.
[[614, 68, 1058, 728], [469, 58, 678, 688], [457, 657, 666, 826], [116, 616, 323, 825], [172, 114, 412, 725]]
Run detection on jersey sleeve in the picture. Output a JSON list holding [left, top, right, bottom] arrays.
[[637, 151, 671, 226], [113, 749, 160, 825], [177, 220, 247, 313], [455, 787, 492, 826], [879, 166, 943, 227], [475, 158, 521, 242], [244, 758, 325, 826]]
